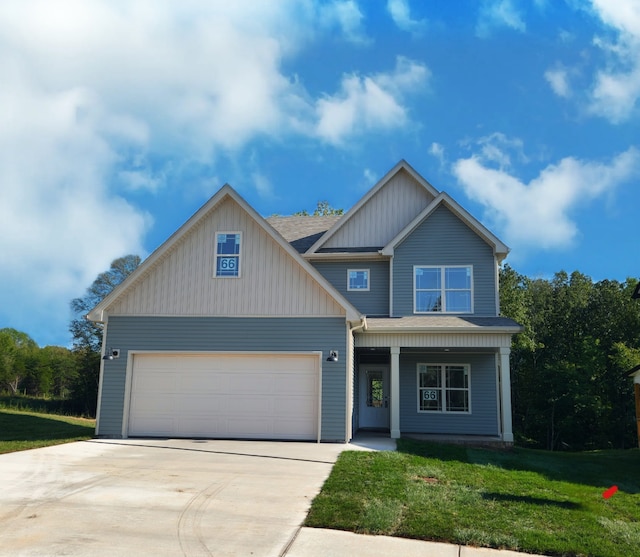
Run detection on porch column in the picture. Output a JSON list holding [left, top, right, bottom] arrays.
[[499, 347, 514, 443], [390, 346, 400, 439]]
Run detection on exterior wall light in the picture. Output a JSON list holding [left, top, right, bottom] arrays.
[[103, 348, 120, 361], [326, 350, 339, 362]]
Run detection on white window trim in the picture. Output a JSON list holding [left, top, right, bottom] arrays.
[[347, 268, 370, 291], [416, 363, 471, 414], [413, 265, 474, 314], [214, 231, 242, 278]]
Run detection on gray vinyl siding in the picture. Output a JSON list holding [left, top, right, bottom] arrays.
[[393, 205, 497, 316], [98, 316, 348, 442], [399, 352, 498, 435], [312, 260, 389, 316]]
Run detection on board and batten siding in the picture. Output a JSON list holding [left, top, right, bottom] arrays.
[[393, 205, 497, 317], [107, 197, 345, 318], [399, 352, 499, 436], [312, 260, 389, 316], [324, 169, 435, 249], [97, 316, 349, 441]]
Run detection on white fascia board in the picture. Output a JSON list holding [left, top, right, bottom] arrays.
[[302, 252, 389, 261], [380, 192, 510, 258], [88, 184, 364, 324], [306, 160, 440, 255]]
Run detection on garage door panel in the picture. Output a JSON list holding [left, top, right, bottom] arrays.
[[128, 353, 319, 440]]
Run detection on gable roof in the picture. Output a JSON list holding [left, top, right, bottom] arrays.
[[267, 215, 341, 253], [306, 160, 440, 254], [87, 185, 363, 323], [380, 192, 510, 261]]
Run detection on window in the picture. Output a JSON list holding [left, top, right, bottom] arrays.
[[215, 232, 241, 277], [417, 364, 470, 413], [414, 266, 472, 313], [347, 269, 369, 291]]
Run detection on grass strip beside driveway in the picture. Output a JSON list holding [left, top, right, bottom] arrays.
[[0, 409, 95, 454], [305, 439, 640, 557]]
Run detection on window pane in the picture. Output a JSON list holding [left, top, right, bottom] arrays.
[[420, 389, 442, 411], [446, 291, 471, 312], [349, 270, 368, 290], [415, 267, 440, 290], [446, 366, 468, 389], [446, 390, 469, 412], [217, 233, 240, 255], [216, 256, 239, 277], [445, 267, 471, 289], [419, 365, 440, 387], [416, 291, 441, 312], [368, 378, 383, 407]]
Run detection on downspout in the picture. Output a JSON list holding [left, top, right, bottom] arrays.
[[345, 317, 366, 442]]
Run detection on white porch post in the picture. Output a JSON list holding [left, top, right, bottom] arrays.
[[499, 347, 514, 443], [390, 346, 400, 439]]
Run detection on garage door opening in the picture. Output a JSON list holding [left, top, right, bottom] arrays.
[[126, 352, 321, 441]]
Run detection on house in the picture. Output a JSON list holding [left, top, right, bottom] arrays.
[[88, 160, 522, 443]]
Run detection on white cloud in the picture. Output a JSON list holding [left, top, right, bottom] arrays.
[[476, 0, 526, 38], [0, 0, 427, 344], [315, 56, 429, 144], [545, 66, 572, 98], [320, 0, 368, 43], [387, 0, 427, 35], [586, 0, 640, 122], [252, 172, 274, 198], [429, 142, 445, 165], [452, 144, 640, 250]]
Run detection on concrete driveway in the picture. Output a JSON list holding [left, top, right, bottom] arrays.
[[0, 438, 358, 556]]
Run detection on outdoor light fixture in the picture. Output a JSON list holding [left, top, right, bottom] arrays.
[[326, 350, 339, 362], [102, 348, 120, 361]]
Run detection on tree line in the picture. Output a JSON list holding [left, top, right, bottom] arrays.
[[1, 257, 639, 449], [500, 266, 640, 450], [0, 255, 141, 416]]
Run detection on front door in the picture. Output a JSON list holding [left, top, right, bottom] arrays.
[[359, 366, 390, 430]]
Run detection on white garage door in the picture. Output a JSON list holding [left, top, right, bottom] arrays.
[[127, 353, 320, 440]]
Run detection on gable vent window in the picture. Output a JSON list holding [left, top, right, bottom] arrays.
[[414, 265, 472, 313], [215, 232, 241, 277]]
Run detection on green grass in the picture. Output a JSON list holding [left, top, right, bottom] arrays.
[[0, 409, 95, 454], [305, 439, 640, 557]]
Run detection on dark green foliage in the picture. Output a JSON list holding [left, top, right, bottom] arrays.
[[293, 201, 344, 216], [500, 266, 640, 450]]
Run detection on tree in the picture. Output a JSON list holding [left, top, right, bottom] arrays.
[[0, 328, 37, 394], [68, 255, 141, 415], [293, 201, 344, 216], [500, 267, 640, 450], [70, 255, 141, 352]]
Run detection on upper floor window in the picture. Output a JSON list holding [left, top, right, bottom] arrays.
[[348, 269, 369, 291], [414, 266, 472, 313], [215, 232, 241, 277]]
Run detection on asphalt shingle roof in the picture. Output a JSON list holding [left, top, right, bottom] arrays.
[[267, 215, 342, 253]]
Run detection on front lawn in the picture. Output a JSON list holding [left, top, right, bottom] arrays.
[[305, 439, 640, 557], [0, 409, 95, 454]]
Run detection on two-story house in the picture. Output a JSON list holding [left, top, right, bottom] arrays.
[[89, 160, 521, 443]]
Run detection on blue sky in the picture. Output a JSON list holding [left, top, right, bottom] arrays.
[[1, 0, 639, 347]]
